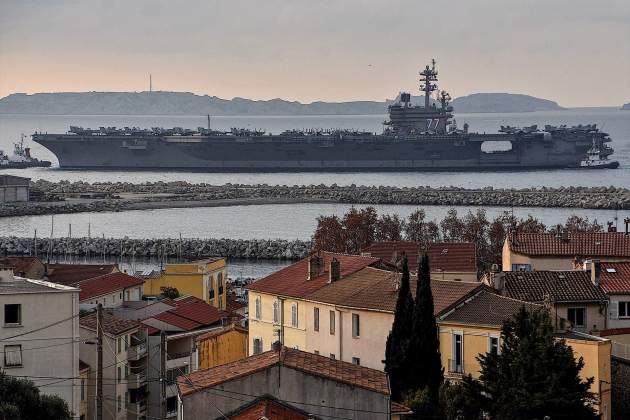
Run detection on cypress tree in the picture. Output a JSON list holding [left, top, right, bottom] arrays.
[[385, 256, 414, 401], [408, 253, 443, 401]]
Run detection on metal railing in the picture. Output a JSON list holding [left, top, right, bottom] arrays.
[[127, 342, 147, 360], [167, 351, 191, 360], [448, 359, 464, 374]]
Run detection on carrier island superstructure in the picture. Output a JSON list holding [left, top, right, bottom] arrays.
[[33, 61, 618, 171]]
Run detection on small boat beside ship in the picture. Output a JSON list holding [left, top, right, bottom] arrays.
[[580, 140, 620, 169], [0, 135, 51, 169]]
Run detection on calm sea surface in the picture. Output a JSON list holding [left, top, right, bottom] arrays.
[[1, 110, 629, 240]]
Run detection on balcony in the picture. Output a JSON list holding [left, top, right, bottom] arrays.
[[127, 342, 147, 361], [447, 359, 464, 378], [126, 372, 147, 389], [167, 350, 191, 360], [126, 400, 147, 419]]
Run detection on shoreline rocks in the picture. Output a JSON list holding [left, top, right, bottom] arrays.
[[0, 236, 312, 260], [1, 181, 629, 218]]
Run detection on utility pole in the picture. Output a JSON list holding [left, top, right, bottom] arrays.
[[160, 331, 167, 420], [96, 304, 103, 420]]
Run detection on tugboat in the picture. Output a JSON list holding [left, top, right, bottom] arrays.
[[580, 139, 620, 169], [0, 135, 52, 169]]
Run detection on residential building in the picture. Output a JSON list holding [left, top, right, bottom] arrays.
[[78, 272, 144, 308], [0, 270, 81, 416], [361, 241, 478, 281], [116, 295, 230, 419], [79, 360, 90, 420], [303, 266, 482, 369], [0, 174, 29, 202], [46, 263, 119, 285], [176, 346, 411, 420], [502, 231, 630, 272], [215, 395, 320, 419], [491, 270, 608, 333], [599, 262, 630, 329], [196, 323, 248, 370], [246, 252, 382, 356], [437, 289, 612, 419], [0, 256, 46, 279], [80, 312, 149, 420], [142, 258, 228, 309]]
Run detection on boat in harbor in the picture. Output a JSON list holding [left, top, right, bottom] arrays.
[[0, 135, 52, 169], [580, 140, 620, 169], [32, 61, 618, 171]]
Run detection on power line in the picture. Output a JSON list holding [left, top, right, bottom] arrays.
[[1, 312, 81, 342]]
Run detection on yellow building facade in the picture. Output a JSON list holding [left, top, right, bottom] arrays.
[[196, 324, 248, 369], [143, 258, 227, 310]]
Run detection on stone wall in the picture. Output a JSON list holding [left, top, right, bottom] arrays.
[[612, 356, 630, 419]]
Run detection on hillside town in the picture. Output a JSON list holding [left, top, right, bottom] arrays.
[[2, 216, 630, 419]]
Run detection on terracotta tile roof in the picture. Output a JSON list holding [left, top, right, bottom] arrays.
[[362, 241, 420, 271], [0, 257, 43, 277], [153, 311, 202, 330], [440, 290, 543, 327], [391, 401, 413, 414], [140, 322, 161, 335], [221, 395, 312, 420], [499, 271, 608, 303], [178, 347, 389, 397], [145, 296, 227, 331], [195, 324, 248, 342], [305, 267, 482, 315], [600, 262, 630, 294], [246, 252, 380, 298], [507, 232, 630, 257], [46, 263, 118, 285], [77, 272, 144, 301], [428, 242, 477, 273], [80, 311, 140, 336], [226, 291, 246, 313], [361, 241, 477, 273]]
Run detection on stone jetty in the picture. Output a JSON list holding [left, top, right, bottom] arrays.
[[0, 236, 312, 260], [1, 180, 629, 218]]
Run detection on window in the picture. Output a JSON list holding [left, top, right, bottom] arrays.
[[118, 366, 122, 383], [489, 336, 499, 355], [81, 379, 85, 401], [255, 296, 261, 320], [124, 335, 128, 350], [619, 301, 630, 318], [166, 366, 188, 384], [568, 307, 586, 328], [119, 293, 122, 300], [209, 289, 215, 299], [166, 396, 178, 415], [291, 304, 298, 327], [125, 290, 130, 301], [124, 363, 129, 378], [218, 296, 223, 308], [451, 332, 463, 373], [4, 345, 22, 367], [329, 310, 336, 335], [117, 395, 122, 412], [352, 357, 361, 365], [511, 264, 531, 272], [117, 337, 122, 353], [253, 338, 263, 355], [313, 307, 320, 332], [273, 301, 280, 324], [314, 350, 320, 355], [352, 314, 360, 338], [330, 353, 336, 360], [4, 304, 21, 325]]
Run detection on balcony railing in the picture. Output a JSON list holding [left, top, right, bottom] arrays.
[[127, 342, 147, 360], [167, 351, 191, 360], [127, 400, 147, 414], [126, 372, 147, 389], [448, 359, 464, 374]]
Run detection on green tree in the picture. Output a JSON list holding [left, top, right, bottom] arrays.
[[407, 253, 443, 410], [160, 286, 180, 299], [439, 380, 483, 420], [469, 307, 597, 420], [0, 371, 72, 420], [385, 257, 414, 401]]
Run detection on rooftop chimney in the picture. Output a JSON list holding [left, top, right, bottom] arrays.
[[607, 221, 617, 232], [271, 340, 282, 352], [591, 259, 601, 287], [308, 254, 323, 280], [329, 258, 341, 283], [561, 228, 569, 242], [625, 217, 630, 235]]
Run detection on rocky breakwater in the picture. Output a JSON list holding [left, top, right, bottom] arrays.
[[0, 236, 312, 260], [2, 180, 629, 218]]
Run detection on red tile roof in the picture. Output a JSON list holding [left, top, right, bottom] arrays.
[[440, 290, 543, 327], [428, 242, 477, 273], [145, 296, 228, 332], [305, 267, 482, 315], [80, 311, 140, 336], [362, 241, 420, 271], [224, 395, 312, 420], [178, 347, 389, 397], [153, 311, 202, 330], [391, 401, 413, 414], [507, 232, 630, 257], [600, 262, 630, 294], [246, 252, 380, 298], [361, 241, 477, 273], [0, 257, 43, 277], [46, 263, 118, 286], [78, 272, 144, 301], [499, 271, 608, 303]]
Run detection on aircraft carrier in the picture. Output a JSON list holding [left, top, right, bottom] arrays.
[[32, 61, 618, 171]]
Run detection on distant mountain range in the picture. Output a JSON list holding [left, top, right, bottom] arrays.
[[0, 91, 564, 115]]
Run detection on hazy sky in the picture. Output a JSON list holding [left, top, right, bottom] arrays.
[[1, 0, 629, 106]]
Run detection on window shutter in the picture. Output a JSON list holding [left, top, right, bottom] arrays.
[[4, 345, 22, 366], [610, 303, 619, 319]]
